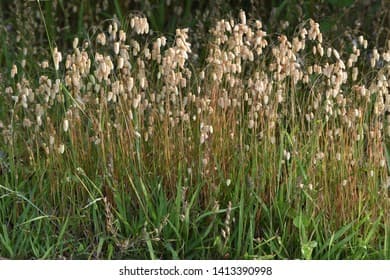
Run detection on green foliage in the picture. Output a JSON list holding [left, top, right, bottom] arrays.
[[327, 0, 354, 8]]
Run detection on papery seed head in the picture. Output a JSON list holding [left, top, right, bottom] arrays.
[[333, 49, 340, 60], [248, 119, 255, 129], [327, 47, 332, 58], [119, 30, 126, 41], [73, 37, 79, 49], [97, 33, 106, 45], [117, 57, 124, 69], [114, 42, 120, 54], [58, 144, 65, 154], [239, 10, 246, 25], [63, 119, 69, 132], [11, 64, 17, 78], [49, 136, 55, 146], [363, 39, 368, 49], [358, 35, 364, 45]]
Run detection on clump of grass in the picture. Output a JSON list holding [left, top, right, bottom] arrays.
[[0, 9, 389, 259]]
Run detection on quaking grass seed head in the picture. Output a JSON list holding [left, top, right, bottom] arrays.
[[63, 119, 69, 132]]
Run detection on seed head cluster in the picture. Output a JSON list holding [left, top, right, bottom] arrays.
[[1, 11, 389, 216]]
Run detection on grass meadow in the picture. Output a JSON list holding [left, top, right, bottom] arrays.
[[0, 0, 389, 259]]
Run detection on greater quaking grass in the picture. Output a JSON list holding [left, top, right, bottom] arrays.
[[0, 8, 389, 259]]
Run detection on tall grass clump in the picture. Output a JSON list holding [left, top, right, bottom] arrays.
[[0, 10, 389, 259]]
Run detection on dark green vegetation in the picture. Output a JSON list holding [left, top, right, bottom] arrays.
[[0, 1, 389, 259]]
